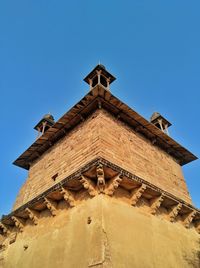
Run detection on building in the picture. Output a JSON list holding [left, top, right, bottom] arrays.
[[0, 65, 199, 267]]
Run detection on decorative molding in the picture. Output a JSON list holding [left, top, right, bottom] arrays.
[[25, 208, 39, 225], [150, 194, 164, 215], [130, 184, 147, 206], [11, 216, 24, 232], [96, 164, 105, 193], [1, 158, 200, 236], [60, 187, 75, 207], [168, 203, 182, 223], [44, 198, 57, 216], [195, 221, 200, 234], [0, 223, 10, 235], [79, 175, 97, 197], [105, 174, 122, 196], [183, 210, 197, 229]]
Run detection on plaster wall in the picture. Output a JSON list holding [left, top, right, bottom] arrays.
[[2, 196, 200, 268]]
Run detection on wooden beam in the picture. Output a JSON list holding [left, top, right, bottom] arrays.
[[135, 125, 144, 133], [151, 138, 157, 145], [44, 197, 57, 216], [60, 187, 75, 207], [130, 184, 147, 206]]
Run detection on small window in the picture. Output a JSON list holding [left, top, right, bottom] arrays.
[[52, 173, 58, 181]]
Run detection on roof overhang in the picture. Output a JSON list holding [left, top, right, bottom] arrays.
[[13, 85, 198, 170]]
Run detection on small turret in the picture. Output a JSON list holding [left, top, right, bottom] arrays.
[[84, 64, 116, 91], [34, 114, 55, 138], [150, 112, 171, 135]]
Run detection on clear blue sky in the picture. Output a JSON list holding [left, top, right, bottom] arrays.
[[0, 1, 199, 216]]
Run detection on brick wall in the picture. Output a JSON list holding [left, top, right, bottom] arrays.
[[13, 111, 102, 210], [97, 110, 191, 203], [13, 109, 192, 210]]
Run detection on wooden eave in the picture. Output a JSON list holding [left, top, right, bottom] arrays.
[[13, 85, 197, 170]]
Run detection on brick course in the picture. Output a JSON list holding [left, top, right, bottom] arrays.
[[13, 109, 192, 210]]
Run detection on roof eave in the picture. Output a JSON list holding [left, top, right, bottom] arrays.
[[13, 85, 198, 170]]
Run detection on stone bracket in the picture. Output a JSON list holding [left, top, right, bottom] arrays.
[[60, 187, 75, 207], [9, 232, 17, 245], [183, 210, 196, 229], [0, 222, 10, 236], [96, 164, 105, 193], [194, 221, 200, 234], [11, 216, 25, 232], [44, 197, 57, 216], [130, 184, 147, 206], [150, 194, 164, 215], [168, 203, 182, 223], [105, 174, 122, 196], [25, 208, 39, 225], [79, 175, 97, 197]]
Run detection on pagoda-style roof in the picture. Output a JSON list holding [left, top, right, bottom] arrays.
[[13, 85, 197, 170]]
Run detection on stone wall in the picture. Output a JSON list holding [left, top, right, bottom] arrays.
[[97, 110, 191, 203], [13, 109, 191, 210]]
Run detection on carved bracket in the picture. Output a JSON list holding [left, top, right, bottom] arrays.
[[168, 203, 182, 223], [130, 184, 147, 206], [44, 198, 57, 216], [0, 222, 10, 236], [194, 221, 200, 234], [25, 208, 39, 225], [183, 210, 196, 229], [11, 216, 25, 232], [105, 174, 122, 196], [79, 175, 97, 197], [0, 243, 6, 252], [60, 187, 75, 207], [9, 232, 17, 245], [150, 194, 164, 215], [96, 164, 105, 193]]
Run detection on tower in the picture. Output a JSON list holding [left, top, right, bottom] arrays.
[[0, 65, 199, 268]]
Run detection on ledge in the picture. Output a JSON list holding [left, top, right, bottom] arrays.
[[1, 157, 199, 239]]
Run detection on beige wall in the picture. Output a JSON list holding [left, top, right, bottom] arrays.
[[14, 109, 191, 210], [13, 111, 103, 210], [2, 196, 200, 268], [97, 110, 191, 203]]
